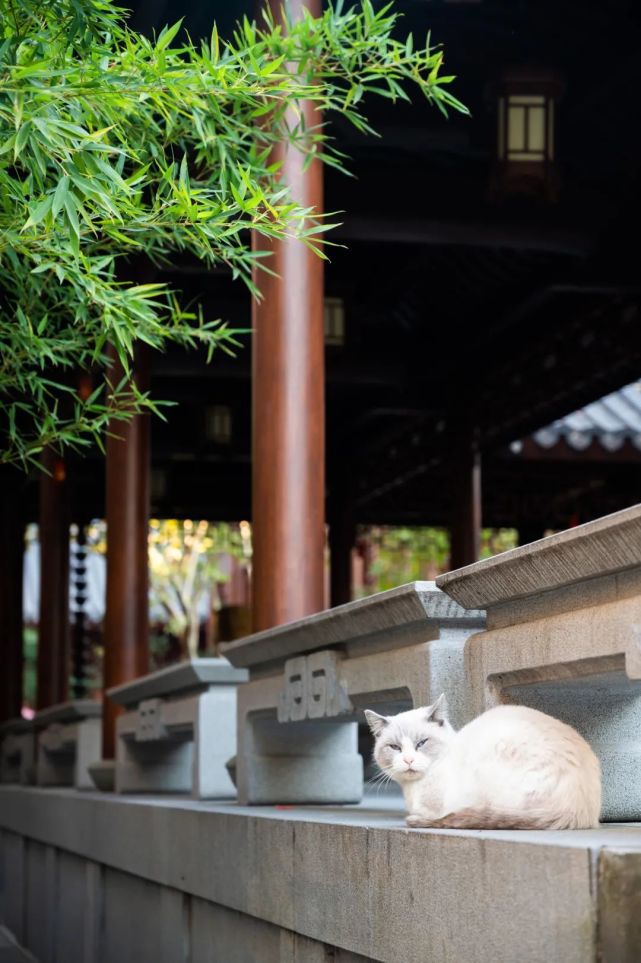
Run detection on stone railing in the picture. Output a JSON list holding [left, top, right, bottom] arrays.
[[35, 701, 102, 791], [222, 582, 484, 805], [437, 504, 641, 820], [108, 658, 248, 798]]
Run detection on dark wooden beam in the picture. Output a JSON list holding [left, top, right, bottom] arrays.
[[36, 449, 70, 710], [251, 0, 325, 631], [0, 470, 25, 722], [102, 349, 150, 760], [334, 218, 593, 257]]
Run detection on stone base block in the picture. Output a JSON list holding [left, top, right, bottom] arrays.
[[238, 719, 363, 805], [505, 671, 641, 820], [35, 702, 102, 791], [0, 721, 35, 786], [109, 659, 247, 799]]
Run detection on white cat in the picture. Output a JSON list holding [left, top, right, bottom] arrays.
[[365, 695, 601, 829]]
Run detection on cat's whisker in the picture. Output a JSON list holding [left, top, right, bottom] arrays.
[[366, 767, 396, 796]]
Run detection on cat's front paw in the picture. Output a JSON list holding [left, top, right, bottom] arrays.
[[406, 814, 431, 828]]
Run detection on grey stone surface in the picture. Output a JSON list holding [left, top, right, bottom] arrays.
[[87, 759, 115, 793], [114, 667, 241, 799], [190, 898, 377, 963], [108, 657, 248, 707], [35, 703, 102, 791], [0, 832, 25, 944], [222, 581, 484, 670], [228, 585, 483, 804], [240, 717, 363, 805], [6, 787, 641, 962], [0, 721, 35, 786], [437, 502, 641, 610], [24, 840, 55, 963], [598, 849, 641, 963], [55, 851, 98, 963], [503, 671, 641, 820], [101, 867, 187, 963], [0, 926, 36, 963]]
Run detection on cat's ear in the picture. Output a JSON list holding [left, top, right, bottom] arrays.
[[425, 693, 448, 726], [364, 709, 389, 737]]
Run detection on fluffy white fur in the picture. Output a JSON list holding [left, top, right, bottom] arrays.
[[365, 696, 602, 829]]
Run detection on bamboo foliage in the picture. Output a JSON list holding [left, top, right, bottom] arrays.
[[0, 0, 467, 467]]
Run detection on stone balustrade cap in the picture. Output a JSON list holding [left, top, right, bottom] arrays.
[[437, 503, 641, 610], [221, 581, 484, 669], [0, 717, 34, 736], [107, 658, 248, 708], [34, 700, 102, 727]]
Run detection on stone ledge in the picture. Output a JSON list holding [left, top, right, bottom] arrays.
[[2, 787, 641, 962], [222, 582, 484, 671], [108, 658, 247, 707], [437, 503, 641, 610], [34, 700, 101, 727]]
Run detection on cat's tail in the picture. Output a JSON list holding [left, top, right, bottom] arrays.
[[408, 806, 595, 830]]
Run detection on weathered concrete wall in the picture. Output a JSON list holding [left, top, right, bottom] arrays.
[[2, 787, 641, 963], [0, 824, 371, 963]]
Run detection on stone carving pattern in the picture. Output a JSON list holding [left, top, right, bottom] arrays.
[[135, 698, 168, 742], [278, 651, 353, 723]]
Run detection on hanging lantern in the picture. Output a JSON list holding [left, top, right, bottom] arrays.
[[492, 68, 563, 201], [205, 405, 233, 444], [323, 297, 346, 347]]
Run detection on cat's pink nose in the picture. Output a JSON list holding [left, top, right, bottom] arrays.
[[403, 756, 414, 766]]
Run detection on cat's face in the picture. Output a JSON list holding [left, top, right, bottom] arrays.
[[365, 695, 453, 785]]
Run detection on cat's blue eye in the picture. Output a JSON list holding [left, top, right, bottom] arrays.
[[416, 738, 428, 749], [389, 744, 401, 751]]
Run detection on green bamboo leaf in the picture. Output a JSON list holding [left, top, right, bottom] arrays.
[[14, 121, 31, 160], [52, 175, 71, 217], [156, 20, 183, 51], [22, 194, 53, 230]]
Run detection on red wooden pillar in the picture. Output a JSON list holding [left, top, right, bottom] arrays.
[[251, 0, 325, 631], [36, 450, 70, 709], [0, 470, 25, 722], [102, 349, 150, 759], [449, 431, 482, 571]]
